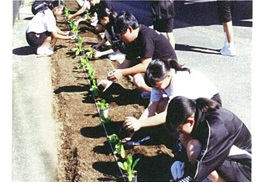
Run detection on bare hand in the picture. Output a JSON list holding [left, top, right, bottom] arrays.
[[93, 51, 102, 59], [123, 117, 141, 131], [107, 70, 122, 82]]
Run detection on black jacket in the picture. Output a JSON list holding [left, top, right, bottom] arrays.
[[175, 107, 251, 181]]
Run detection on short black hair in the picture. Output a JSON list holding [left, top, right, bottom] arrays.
[[114, 11, 139, 34]]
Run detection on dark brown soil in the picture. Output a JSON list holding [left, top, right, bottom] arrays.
[[51, 1, 175, 181]]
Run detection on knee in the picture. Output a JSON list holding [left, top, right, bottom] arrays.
[[186, 139, 202, 164], [156, 98, 168, 113]]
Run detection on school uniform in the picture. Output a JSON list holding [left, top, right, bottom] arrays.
[[151, 68, 219, 104], [125, 24, 177, 63], [172, 107, 251, 181], [26, 8, 56, 47]]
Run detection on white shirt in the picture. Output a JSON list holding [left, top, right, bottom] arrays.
[[150, 68, 219, 102], [26, 9, 57, 33]]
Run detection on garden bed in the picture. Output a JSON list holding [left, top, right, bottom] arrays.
[[51, 0, 175, 181]]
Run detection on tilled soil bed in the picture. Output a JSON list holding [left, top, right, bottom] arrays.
[[51, 0, 175, 181]]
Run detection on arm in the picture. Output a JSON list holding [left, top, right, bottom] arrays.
[[68, 2, 91, 20], [93, 49, 114, 59], [56, 27, 69, 36], [123, 102, 167, 131], [51, 31, 73, 40], [108, 57, 152, 81]]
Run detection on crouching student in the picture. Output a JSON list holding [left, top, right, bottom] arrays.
[[26, 0, 74, 56], [122, 58, 221, 140], [166, 96, 251, 182], [92, 7, 126, 61], [103, 11, 177, 97]]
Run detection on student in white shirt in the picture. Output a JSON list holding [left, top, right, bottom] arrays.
[[26, 1, 74, 56], [122, 58, 221, 139]]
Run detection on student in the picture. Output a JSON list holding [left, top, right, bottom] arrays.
[[92, 7, 126, 61], [122, 59, 220, 138], [105, 11, 177, 95], [150, 0, 175, 48], [68, 0, 114, 32], [166, 96, 251, 181], [26, 0, 74, 56]]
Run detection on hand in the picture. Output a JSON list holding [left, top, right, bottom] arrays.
[[123, 117, 141, 131], [107, 70, 122, 82], [93, 51, 102, 59], [68, 14, 73, 20]]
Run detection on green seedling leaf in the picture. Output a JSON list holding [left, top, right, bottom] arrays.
[[106, 134, 119, 144], [96, 99, 109, 110]]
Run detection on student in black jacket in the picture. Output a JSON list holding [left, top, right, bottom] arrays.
[[166, 96, 251, 182]]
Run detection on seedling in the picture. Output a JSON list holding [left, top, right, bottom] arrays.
[[85, 12, 91, 20], [64, 6, 70, 19], [96, 99, 109, 110], [89, 79, 99, 97], [72, 37, 84, 56], [86, 47, 96, 59], [87, 63, 95, 79], [98, 115, 111, 126], [77, 57, 88, 69], [69, 20, 79, 39], [118, 154, 140, 181], [114, 141, 126, 158], [106, 134, 119, 144]]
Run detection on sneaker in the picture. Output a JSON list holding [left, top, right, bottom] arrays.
[[37, 46, 54, 56], [220, 45, 236, 56], [140, 91, 151, 99], [108, 52, 125, 62]]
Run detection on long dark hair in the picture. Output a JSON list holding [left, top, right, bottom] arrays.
[[145, 58, 190, 87], [114, 11, 139, 34], [166, 96, 220, 132]]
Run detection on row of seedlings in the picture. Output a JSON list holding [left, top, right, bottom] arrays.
[[64, 8, 140, 181]]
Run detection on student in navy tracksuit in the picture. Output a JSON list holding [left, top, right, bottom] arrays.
[[166, 96, 251, 182]]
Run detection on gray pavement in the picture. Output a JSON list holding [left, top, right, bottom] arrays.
[[12, 0, 58, 181], [11, 0, 253, 181]]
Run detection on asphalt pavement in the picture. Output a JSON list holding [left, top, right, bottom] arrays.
[[10, 0, 253, 181]]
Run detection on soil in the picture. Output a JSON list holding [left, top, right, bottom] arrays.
[[51, 1, 176, 181]]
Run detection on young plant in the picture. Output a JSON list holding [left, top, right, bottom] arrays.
[[77, 57, 89, 70], [87, 63, 95, 80], [89, 79, 99, 97], [118, 154, 140, 181], [106, 134, 119, 144], [69, 20, 79, 39], [98, 115, 111, 126], [85, 12, 91, 21], [64, 6, 70, 19], [114, 141, 126, 158], [96, 99, 109, 110], [72, 37, 84, 56], [86, 47, 96, 59]]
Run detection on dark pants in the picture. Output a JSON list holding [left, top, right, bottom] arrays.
[[217, 0, 236, 22], [26, 31, 51, 47]]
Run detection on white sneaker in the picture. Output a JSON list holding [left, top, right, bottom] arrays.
[[37, 46, 54, 56], [220, 45, 236, 56], [108, 52, 125, 61]]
